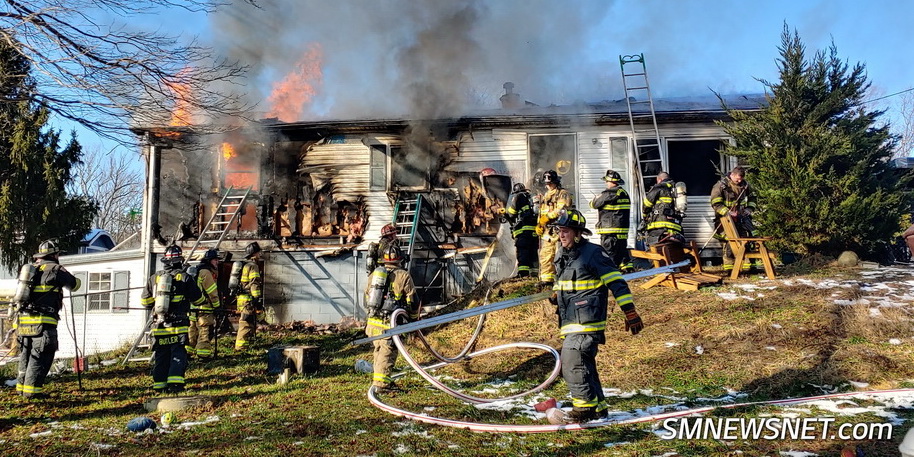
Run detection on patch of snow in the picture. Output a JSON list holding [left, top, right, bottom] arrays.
[[91, 443, 115, 450], [695, 345, 704, 355], [779, 451, 817, 457], [4, 379, 16, 387], [293, 442, 305, 446], [244, 436, 262, 441], [664, 342, 680, 348], [890, 339, 903, 345], [176, 415, 220, 429], [849, 381, 870, 389], [29, 430, 53, 438], [356, 430, 367, 435], [869, 308, 883, 317], [393, 444, 410, 454], [423, 406, 436, 412], [765, 346, 777, 351], [100, 359, 118, 366], [604, 441, 631, 448], [771, 324, 783, 329]]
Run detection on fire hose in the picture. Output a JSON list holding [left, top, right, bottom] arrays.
[[363, 271, 914, 432]]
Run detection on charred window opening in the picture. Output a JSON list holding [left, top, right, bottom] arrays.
[[449, 172, 509, 235], [390, 144, 429, 190]]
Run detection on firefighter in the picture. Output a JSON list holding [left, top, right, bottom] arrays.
[[187, 249, 220, 360], [14, 240, 80, 399], [550, 209, 643, 423], [366, 223, 400, 274], [591, 170, 633, 272], [363, 244, 418, 392], [641, 172, 685, 247], [502, 183, 537, 277], [234, 242, 263, 352], [536, 170, 574, 287], [711, 166, 756, 273], [140, 245, 203, 393]]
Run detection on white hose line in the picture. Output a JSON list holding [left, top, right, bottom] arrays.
[[391, 308, 562, 404], [369, 387, 914, 433]]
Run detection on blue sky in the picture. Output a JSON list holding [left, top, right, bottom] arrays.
[[64, 0, 914, 157]]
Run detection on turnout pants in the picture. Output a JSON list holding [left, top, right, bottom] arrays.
[[538, 235, 559, 283], [152, 333, 188, 392], [561, 333, 607, 411], [372, 337, 398, 388], [16, 326, 58, 396], [515, 232, 537, 277], [235, 310, 256, 350], [600, 234, 631, 271], [187, 313, 216, 359]]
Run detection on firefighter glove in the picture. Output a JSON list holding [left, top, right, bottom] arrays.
[[535, 224, 545, 237], [623, 308, 643, 335], [548, 293, 557, 306], [538, 213, 550, 226]]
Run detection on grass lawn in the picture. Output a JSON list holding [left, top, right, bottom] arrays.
[[1, 262, 913, 456]]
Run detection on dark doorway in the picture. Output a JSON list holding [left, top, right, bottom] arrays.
[[666, 140, 727, 196]]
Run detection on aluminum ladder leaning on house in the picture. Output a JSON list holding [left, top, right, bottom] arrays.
[[121, 185, 253, 366], [620, 53, 665, 202]]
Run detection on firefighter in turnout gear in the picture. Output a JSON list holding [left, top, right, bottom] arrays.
[[641, 172, 685, 247], [537, 170, 574, 286], [710, 166, 756, 273], [187, 249, 221, 360], [363, 245, 418, 392], [14, 240, 80, 399], [140, 245, 204, 393], [550, 210, 643, 423], [235, 242, 263, 351], [591, 170, 633, 272], [366, 223, 400, 274], [502, 183, 537, 277]]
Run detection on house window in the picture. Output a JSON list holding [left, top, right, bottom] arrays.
[[390, 145, 429, 190], [369, 144, 387, 191], [666, 139, 729, 196], [88, 272, 112, 311]]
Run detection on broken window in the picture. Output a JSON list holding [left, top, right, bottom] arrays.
[[390, 145, 429, 190]]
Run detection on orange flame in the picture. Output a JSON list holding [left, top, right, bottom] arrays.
[[266, 43, 323, 122], [221, 142, 236, 161], [167, 69, 194, 126]]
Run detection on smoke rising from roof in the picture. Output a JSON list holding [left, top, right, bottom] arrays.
[[210, 0, 620, 122]]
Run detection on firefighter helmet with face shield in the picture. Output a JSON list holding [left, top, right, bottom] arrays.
[[382, 245, 404, 265], [244, 241, 262, 259], [163, 245, 184, 265], [512, 182, 527, 193], [201, 249, 220, 262], [381, 223, 397, 238]]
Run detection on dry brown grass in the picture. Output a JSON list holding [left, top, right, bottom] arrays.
[[420, 268, 914, 400]]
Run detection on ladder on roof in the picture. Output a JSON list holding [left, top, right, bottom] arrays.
[[185, 186, 252, 262], [620, 53, 665, 194], [392, 195, 423, 265]]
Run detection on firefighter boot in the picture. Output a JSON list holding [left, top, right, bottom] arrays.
[[563, 406, 608, 424]]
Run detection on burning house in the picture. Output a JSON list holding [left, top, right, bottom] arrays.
[[132, 87, 764, 326]]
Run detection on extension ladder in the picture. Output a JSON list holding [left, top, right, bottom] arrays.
[[620, 53, 665, 194], [185, 186, 253, 262]]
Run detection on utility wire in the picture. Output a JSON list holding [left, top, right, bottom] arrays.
[[863, 87, 914, 103]]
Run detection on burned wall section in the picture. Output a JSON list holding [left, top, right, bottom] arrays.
[[158, 141, 220, 244]]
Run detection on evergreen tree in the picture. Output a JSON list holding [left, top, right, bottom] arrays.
[[720, 25, 913, 257], [0, 34, 97, 270]]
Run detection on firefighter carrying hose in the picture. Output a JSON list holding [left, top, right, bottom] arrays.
[[363, 244, 418, 393], [187, 249, 221, 360], [140, 245, 203, 393], [536, 170, 574, 287], [501, 183, 537, 278], [549, 210, 643, 423], [591, 170, 633, 272], [234, 242, 263, 352], [13, 240, 80, 399]]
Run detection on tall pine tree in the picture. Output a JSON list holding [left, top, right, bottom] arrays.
[[720, 25, 912, 257], [0, 34, 97, 270]]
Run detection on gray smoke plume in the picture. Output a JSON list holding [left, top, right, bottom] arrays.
[[209, 0, 619, 121]]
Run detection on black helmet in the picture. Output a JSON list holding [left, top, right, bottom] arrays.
[[602, 169, 625, 184], [244, 241, 262, 259], [201, 249, 220, 262], [382, 244, 404, 264], [551, 209, 592, 236], [543, 170, 560, 184], [163, 245, 184, 264], [33, 240, 60, 259], [512, 182, 527, 193]]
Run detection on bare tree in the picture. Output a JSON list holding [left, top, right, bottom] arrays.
[[0, 0, 258, 143], [69, 147, 144, 244], [900, 92, 914, 157]]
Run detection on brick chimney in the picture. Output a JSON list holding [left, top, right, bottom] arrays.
[[499, 82, 522, 110]]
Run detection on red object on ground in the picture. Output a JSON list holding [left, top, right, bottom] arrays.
[[533, 398, 557, 412]]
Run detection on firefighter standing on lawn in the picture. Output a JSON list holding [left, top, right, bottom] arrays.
[[503, 183, 537, 278], [14, 240, 80, 399], [550, 210, 643, 423], [187, 249, 220, 360], [710, 166, 756, 273], [141, 245, 203, 393], [591, 170, 633, 272], [235, 242, 263, 352], [536, 170, 574, 287], [363, 244, 418, 392]]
